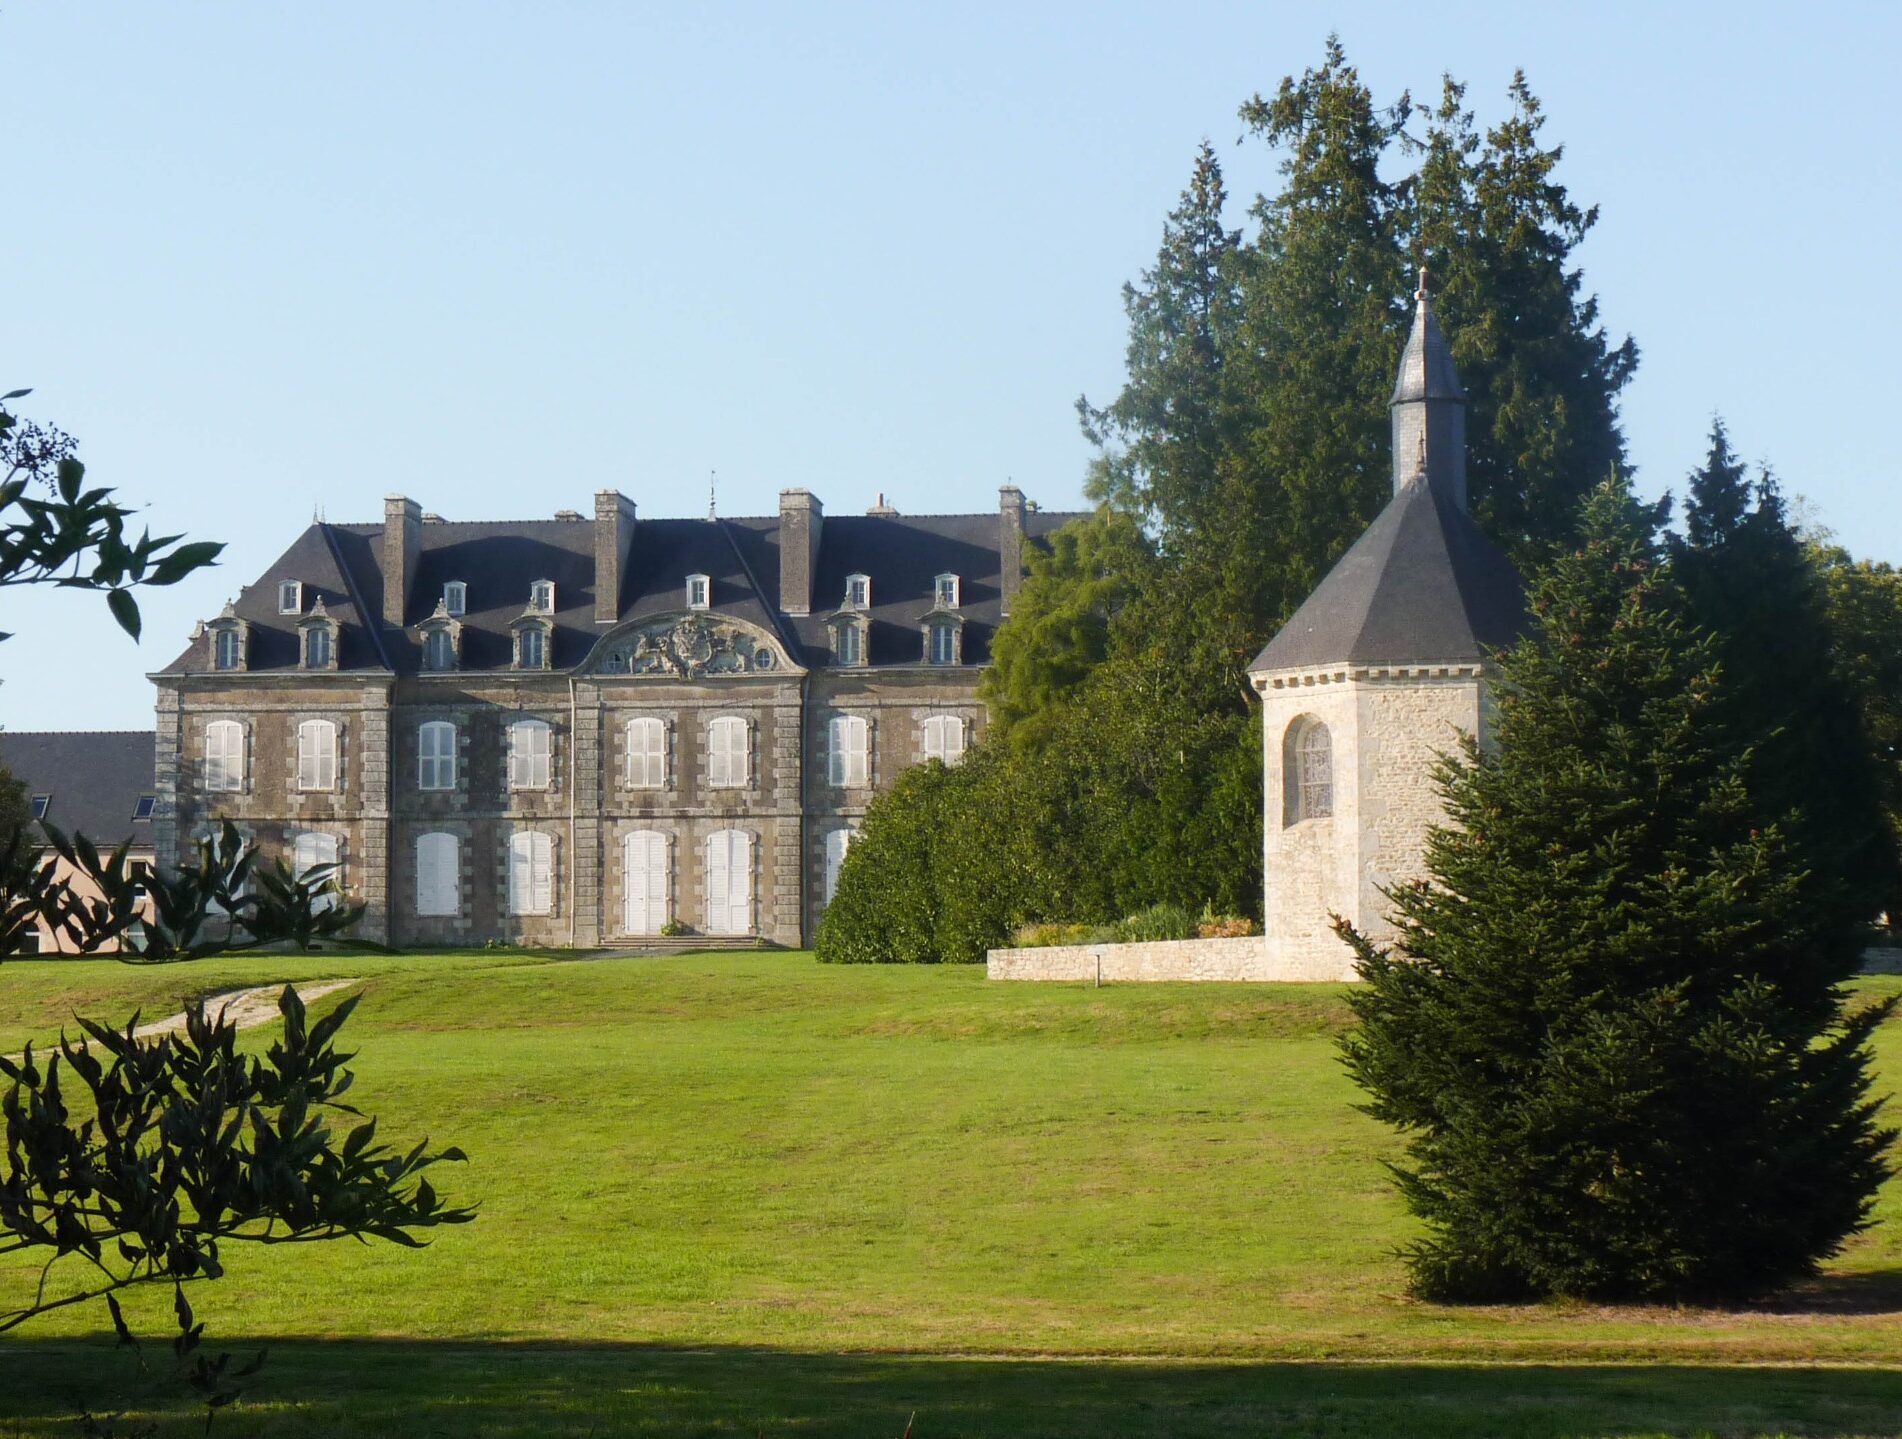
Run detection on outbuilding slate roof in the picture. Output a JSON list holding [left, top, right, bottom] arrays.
[[0, 731, 157, 850], [1248, 478, 1527, 674], [158, 506, 1084, 677]]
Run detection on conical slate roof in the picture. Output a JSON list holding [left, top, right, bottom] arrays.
[[1390, 278, 1464, 405], [1248, 478, 1526, 673]]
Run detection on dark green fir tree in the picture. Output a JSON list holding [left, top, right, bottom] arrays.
[[1341, 477, 1896, 1302], [1668, 418, 1900, 930]]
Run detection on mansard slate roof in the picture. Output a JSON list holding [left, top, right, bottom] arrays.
[[1248, 478, 1527, 673], [0, 731, 157, 850], [157, 507, 1081, 677]]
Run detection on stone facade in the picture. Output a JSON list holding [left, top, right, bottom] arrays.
[[988, 937, 1287, 983], [154, 487, 1067, 950]]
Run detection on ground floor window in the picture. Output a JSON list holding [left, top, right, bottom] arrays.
[[623, 829, 668, 935], [824, 827, 856, 906], [705, 829, 752, 935], [509, 830, 555, 916]]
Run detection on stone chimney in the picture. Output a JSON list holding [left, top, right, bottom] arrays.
[[593, 490, 638, 624], [382, 495, 422, 627], [778, 489, 823, 616], [999, 485, 1027, 617]]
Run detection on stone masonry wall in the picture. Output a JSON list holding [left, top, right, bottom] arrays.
[[988, 936, 1348, 982]]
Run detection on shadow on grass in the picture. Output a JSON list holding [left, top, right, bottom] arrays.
[[1756, 1268, 1902, 1316], [3, 1338, 1902, 1439]]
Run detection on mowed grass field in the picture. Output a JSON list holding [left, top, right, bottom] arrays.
[[1, 950, 1900, 1437]]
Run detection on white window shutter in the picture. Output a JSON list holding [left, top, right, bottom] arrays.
[[707, 831, 730, 931], [508, 832, 531, 913], [417, 832, 458, 917]]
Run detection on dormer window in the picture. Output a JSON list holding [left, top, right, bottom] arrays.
[[420, 601, 462, 673], [30, 795, 49, 820], [443, 581, 467, 617], [845, 573, 870, 610], [687, 574, 710, 611], [531, 580, 555, 613], [207, 605, 248, 673], [928, 619, 959, 666], [133, 795, 156, 820], [934, 573, 960, 609], [298, 598, 339, 671], [278, 581, 303, 614], [513, 616, 551, 671], [832, 617, 866, 668]]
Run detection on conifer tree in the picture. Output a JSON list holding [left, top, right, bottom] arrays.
[[1342, 478, 1895, 1302], [1410, 73, 1639, 563], [1668, 419, 1899, 930]]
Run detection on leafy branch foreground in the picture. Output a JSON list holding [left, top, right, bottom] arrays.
[[0, 984, 473, 1335]]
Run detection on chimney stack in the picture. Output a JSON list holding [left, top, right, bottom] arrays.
[[382, 495, 422, 627], [778, 489, 823, 616], [999, 485, 1027, 617], [593, 490, 638, 623]]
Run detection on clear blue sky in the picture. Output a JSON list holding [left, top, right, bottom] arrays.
[[5, 2, 1896, 731]]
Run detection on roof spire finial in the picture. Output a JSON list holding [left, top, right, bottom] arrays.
[[708, 470, 717, 521], [1415, 264, 1429, 304]]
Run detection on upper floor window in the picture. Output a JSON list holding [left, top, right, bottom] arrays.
[[204, 720, 244, 792], [214, 628, 242, 671], [922, 714, 966, 765], [296, 719, 338, 792], [29, 794, 49, 820], [508, 718, 552, 791], [423, 627, 456, 671], [278, 581, 303, 614], [516, 623, 548, 671], [928, 621, 957, 666], [686, 574, 710, 610], [626, 716, 667, 789], [845, 573, 870, 609], [1283, 717, 1333, 825], [304, 625, 332, 669], [530, 579, 555, 613], [418, 720, 457, 791], [416, 831, 460, 917], [707, 716, 748, 789], [132, 794, 156, 820], [934, 573, 960, 609], [827, 714, 869, 788], [507, 830, 555, 915], [833, 620, 864, 668], [443, 581, 467, 616]]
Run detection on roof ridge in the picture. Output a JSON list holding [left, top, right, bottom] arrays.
[[0, 729, 156, 736]]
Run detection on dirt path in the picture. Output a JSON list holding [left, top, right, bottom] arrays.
[[128, 979, 361, 1042]]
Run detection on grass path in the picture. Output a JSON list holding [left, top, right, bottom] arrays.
[[0, 951, 1899, 1436]]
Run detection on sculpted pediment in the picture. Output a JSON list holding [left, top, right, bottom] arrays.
[[585, 613, 791, 679]]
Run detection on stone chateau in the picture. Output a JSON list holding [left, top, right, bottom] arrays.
[[151, 486, 1078, 947]]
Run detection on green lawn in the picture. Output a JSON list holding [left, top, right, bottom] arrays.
[[2, 951, 1900, 1437]]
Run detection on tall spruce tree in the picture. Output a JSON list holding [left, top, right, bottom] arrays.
[[1409, 73, 1639, 564], [1342, 478, 1895, 1302], [1669, 419, 1899, 931], [1814, 546, 1902, 923]]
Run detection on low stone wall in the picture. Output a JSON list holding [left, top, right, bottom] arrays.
[[986, 935, 1352, 983]]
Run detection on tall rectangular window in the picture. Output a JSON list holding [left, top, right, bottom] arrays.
[[416, 832, 460, 916], [508, 830, 554, 915], [418, 720, 457, 791], [304, 626, 332, 668], [827, 714, 869, 788], [443, 581, 467, 616], [278, 581, 303, 614], [622, 829, 668, 935], [824, 827, 856, 905], [626, 716, 667, 789], [291, 831, 340, 913], [205, 721, 244, 792], [922, 714, 965, 765], [518, 626, 546, 670], [423, 628, 455, 670], [297, 720, 338, 792], [508, 719, 552, 790], [214, 629, 241, 670], [934, 574, 959, 608], [707, 716, 748, 789], [929, 622, 956, 665], [706, 829, 752, 935]]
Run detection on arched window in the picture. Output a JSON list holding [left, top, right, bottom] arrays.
[[291, 831, 340, 913], [423, 627, 456, 671], [297, 719, 338, 792], [304, 625, 332, 669], [214, 627, 242, 671], [204, 720, 244, 792], [922, 714, 965, 765], [706, 829, 752, 935], [824, 827, 856, 906], [1283, 717, 1333, 825], [626, 716, 667, 789], [416, 832, 460, 917], [508, 719, 552, 790], [418, 720, 457, 791], [622, 829, 668, 935], [928, 621, 958, 665], [707, 716, 748, 789], [826, 714, 869, 788], [832, 620, 863, 667], [517, 624, 547, 670], [508, 830, 555, 915]]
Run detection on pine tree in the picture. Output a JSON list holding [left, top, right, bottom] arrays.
[[1341, 478, 1895, 1302], [1669, 419, 1900, 932], [1409, 73, 1639, 564]]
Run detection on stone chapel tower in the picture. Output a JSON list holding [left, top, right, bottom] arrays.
[[1246, 274, 1526, 980]]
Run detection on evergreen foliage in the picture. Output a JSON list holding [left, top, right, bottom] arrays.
[[1668, 419, 1900, 928], [1341, 479, 1896, 1302]]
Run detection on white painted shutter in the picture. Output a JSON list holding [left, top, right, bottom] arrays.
[[924, 715, 965, 765], [206, 721, 242, 791], [623, 830, 667, 934], [416, 832, 459, 916], [830, 716, 867, 787], [707, 829, 751, 934], [824, 828, 855, 905], [628, 718, 665, 788], [709, 717, 746, 788], [293, 831, 340, 913], [298, 721, 337, 791], [508, 831, 535, 914]]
